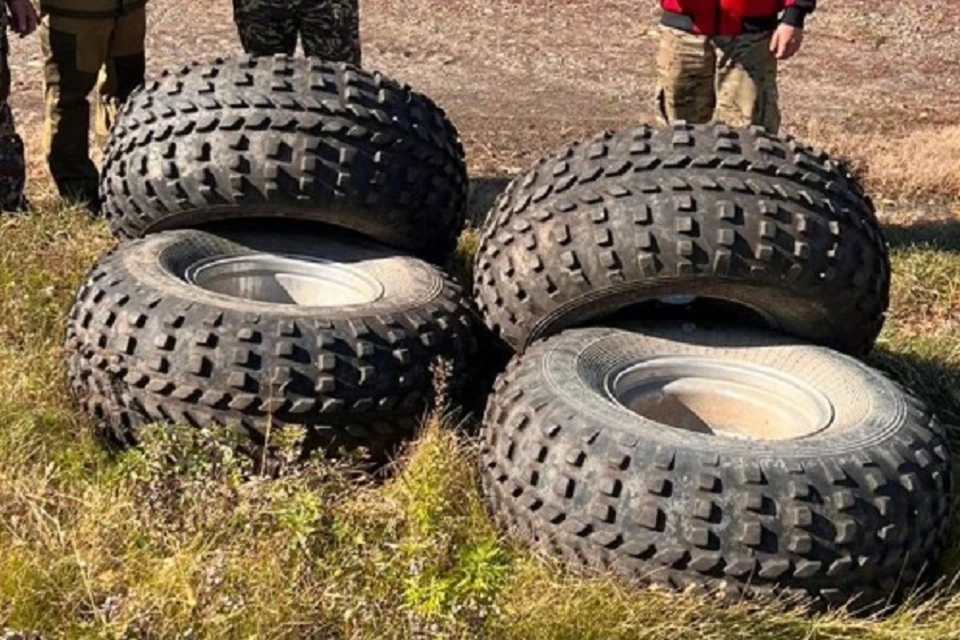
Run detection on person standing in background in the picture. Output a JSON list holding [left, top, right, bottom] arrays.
[[39, 0, 147, 214], [233, 0, 361, 65], [0, 0, 38, 212], [654, 0, 816, 134]]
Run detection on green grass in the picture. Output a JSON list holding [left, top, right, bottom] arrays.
[[2, 200, 960, 638]]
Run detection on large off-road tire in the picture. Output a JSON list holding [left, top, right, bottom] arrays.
[[65, 227, 476, 455], [479, 322, 952, 610], [100, 55, 468, 264], [474, 123, 890, 355]]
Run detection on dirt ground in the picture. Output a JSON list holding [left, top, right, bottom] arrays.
[[8, 0, 960, 216]]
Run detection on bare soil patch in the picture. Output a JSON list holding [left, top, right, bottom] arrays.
[[7, 1, 958, 215]]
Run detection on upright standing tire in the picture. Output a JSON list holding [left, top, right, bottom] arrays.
[[474, 123, 889, 355], [100, 55, 468, 264], [480, 322, 952, 610], [65, 228, 477, 455]]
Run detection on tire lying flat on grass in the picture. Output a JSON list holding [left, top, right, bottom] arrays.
[[65, 228, 476, 455], [474, 123, 890, 355], [479, 322, 952, 609], [100, 55, 468, 264]]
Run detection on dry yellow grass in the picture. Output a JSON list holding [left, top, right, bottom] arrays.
[[803, 125, 960, 201]]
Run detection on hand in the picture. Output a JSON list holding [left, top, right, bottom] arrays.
[[770, 23, 804, 60], [7, 0, 39, 37]]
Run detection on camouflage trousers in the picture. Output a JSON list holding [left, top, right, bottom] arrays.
[[233, 0, 361, 65], [654, 25, 781, 134], [0, 13, 27, 212], [41, 8, 146, 210]]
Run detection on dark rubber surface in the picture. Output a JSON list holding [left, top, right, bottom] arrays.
[[100, 55, 468, 264], [479, 322, 952, 610], [474, 123, 890, 355], [65, 228, 477, 456]]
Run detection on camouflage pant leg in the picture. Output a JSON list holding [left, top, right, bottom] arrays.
[[654, 25, 717, 126], [0, 18, 26, 211], [42, 14, 112, 204], [232, 0, 299, 56], [299, 0, 361, 65], [713, 32, 781, 133], [96, 6, 147, 140]]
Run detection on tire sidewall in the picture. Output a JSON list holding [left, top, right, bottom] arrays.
[[530, 325, 914, 459]]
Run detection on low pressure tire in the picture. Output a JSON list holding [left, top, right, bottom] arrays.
[[474, 123, 890, 355], [65, 228, 476, 455], [479, 322, 951, 609], [100, 55, 468, 264]]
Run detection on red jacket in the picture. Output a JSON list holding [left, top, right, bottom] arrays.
[[660, 0, 816, 36]]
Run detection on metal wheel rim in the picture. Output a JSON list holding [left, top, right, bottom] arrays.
[[605, 355, 835, 441], [183, 253, 385, 307]]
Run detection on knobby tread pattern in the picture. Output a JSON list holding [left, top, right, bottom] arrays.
[[473, 122, 890, 355], [64, 232, 478, 455], [100, 55, 468, 264], [479, 335, 952, 610]]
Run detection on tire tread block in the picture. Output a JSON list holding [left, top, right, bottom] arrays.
[[101, 56, 467, 264]]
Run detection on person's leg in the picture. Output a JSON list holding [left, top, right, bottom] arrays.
[[713, 32, 781, 133], [654, 24, 716, 126], [96, 6, 146, 141], [232, 0, 299, 56], [299, 0, 361, 65], [0, 24, 26, 212], [41, 14, 110, 210]]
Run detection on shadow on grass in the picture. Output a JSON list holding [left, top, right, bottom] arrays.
[[867, 346, 960, 437], [883, 218, 960, 253], [466, 176, 511, 228], [879, 195, 960, 252]]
